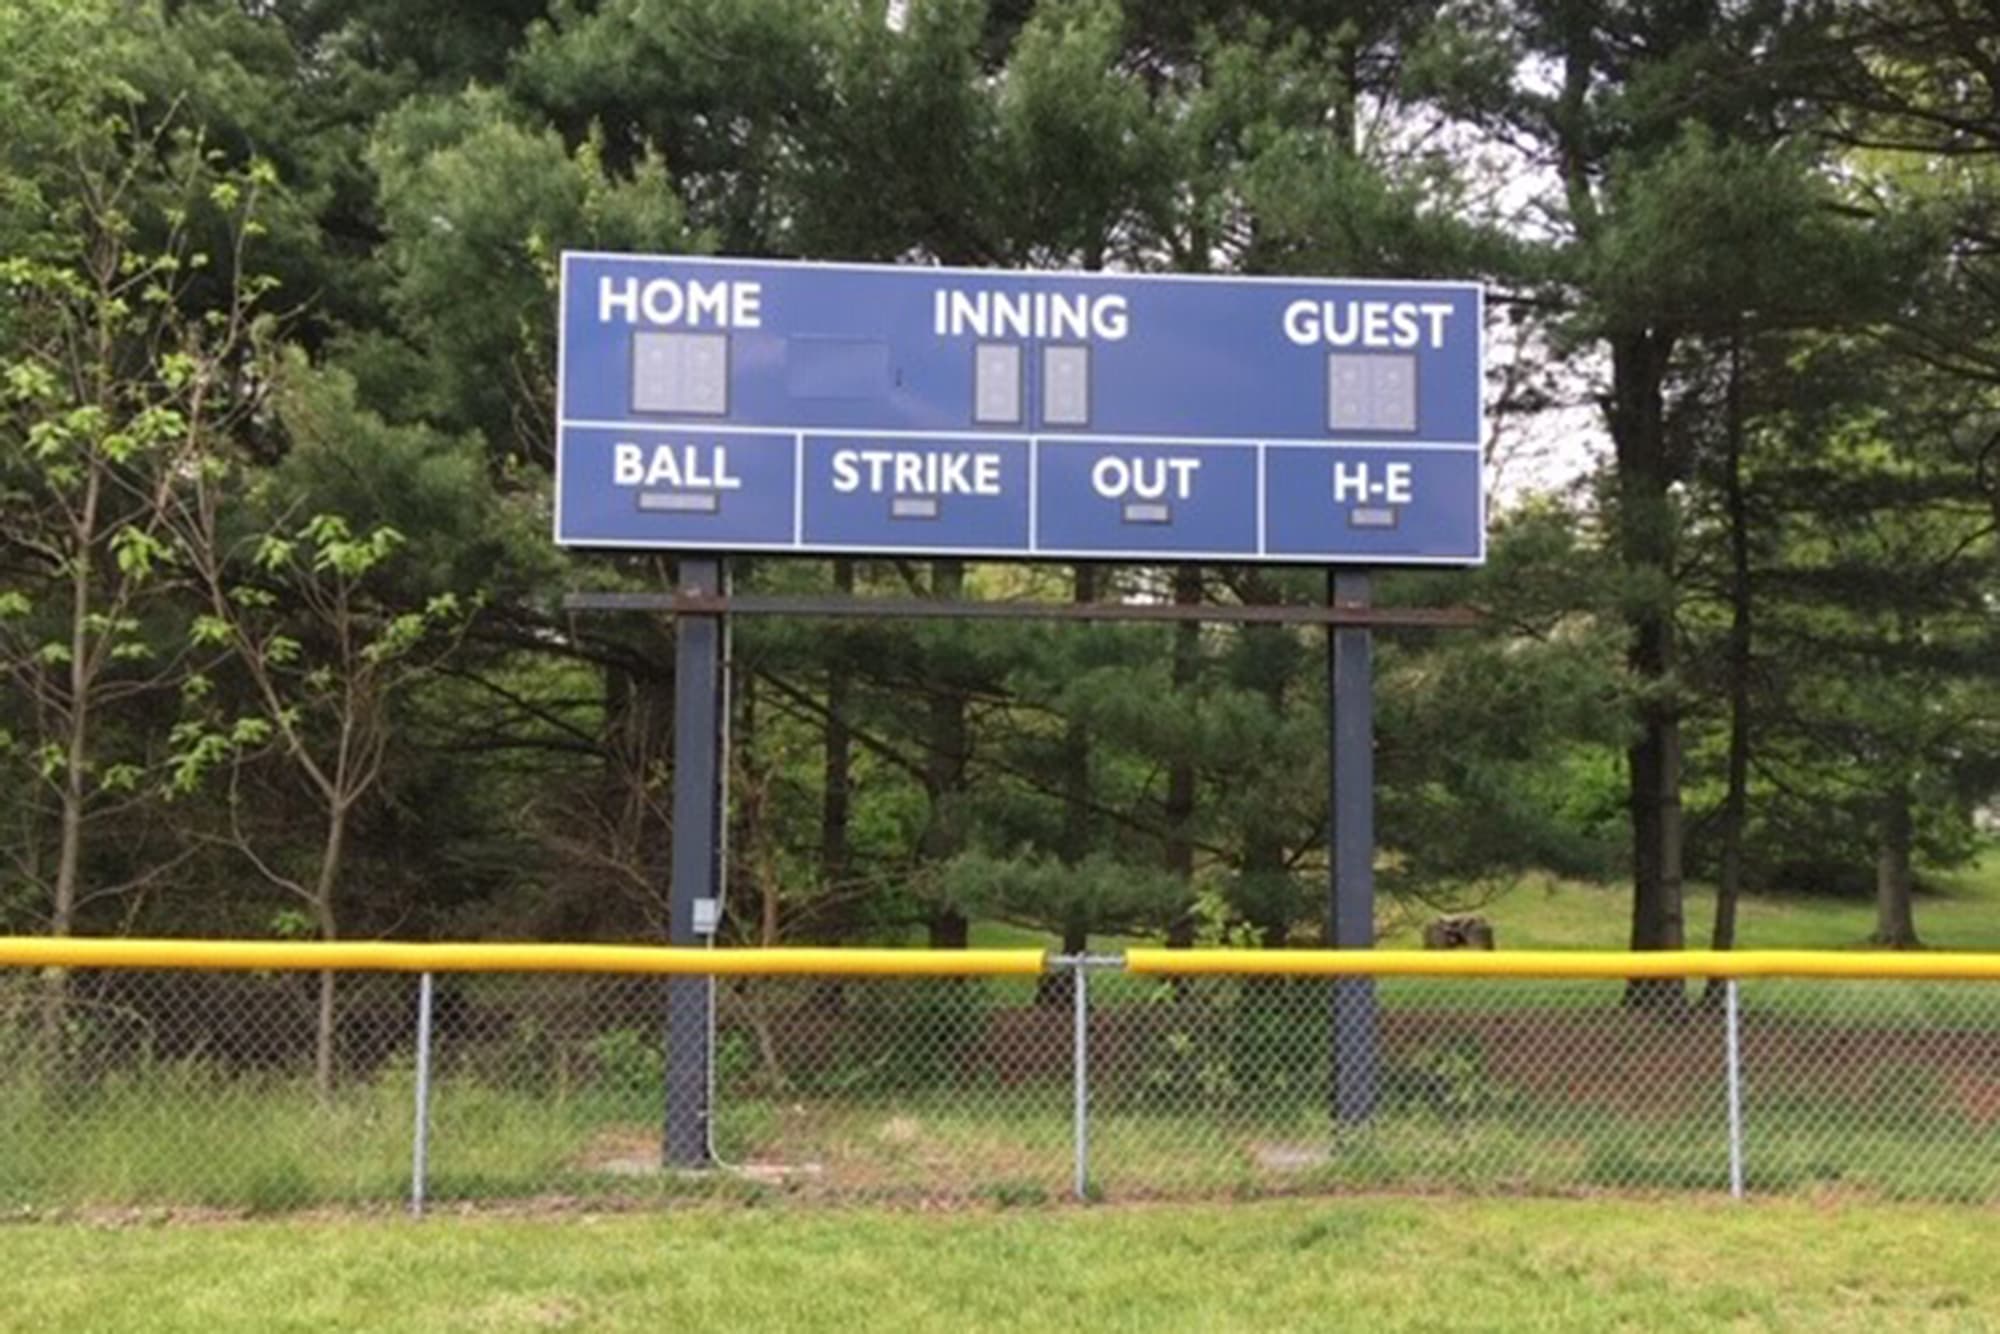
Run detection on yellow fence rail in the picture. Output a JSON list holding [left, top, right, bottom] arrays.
[[0, 937, 1044, 976], [3, 936, 2000, 979], [1125, 948, 2000, 980]]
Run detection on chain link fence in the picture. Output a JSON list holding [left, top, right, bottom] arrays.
[[5, 951, 2000, 1216]]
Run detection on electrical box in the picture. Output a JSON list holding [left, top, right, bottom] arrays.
[[692, 897, 722, 937]]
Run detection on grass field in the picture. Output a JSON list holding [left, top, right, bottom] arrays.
[[5, 1196, 1999, 1331], [968, 846, 2000, 952], [1374, 849, 2000, 952]]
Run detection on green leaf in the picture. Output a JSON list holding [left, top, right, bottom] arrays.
[[253, 535, 296, 572], [111, 526, 166, 579], [166, 730, 230, 795], [3, 360, 59, 405], [269, 908, 314, 939], [100, 762, 142, 793], [229, 716, 273, 746]]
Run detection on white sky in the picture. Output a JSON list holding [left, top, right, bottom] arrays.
[[1362, 57, 1611, 509]]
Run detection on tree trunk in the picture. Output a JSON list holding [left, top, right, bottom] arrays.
[[1164, 565, 1201, 950], [52, 726, 85, 946], [922, 560, 969, 948], [1612, 330, 1687, 1010], [1237, 574, 1296, 948], [40, 712, 88, 1059], [1706, 332, 1752, 1005], [1040, 566, 1098, 1005], [601, 654, 675, 929], [311, 809, 347, 1101], [1873, 784, 1919, 948], [754, 794, 782, 952], [821, 560, 854, 910], [1550, 18, 1686, 1008], [1040, 916, 1091, 1008], [1060, 564, 1097, 870], [731, 669, 760, 936], [40, 466, 102, 1057], [927, 909, 969, 950], [314, 964, 337, 1103], [1330, 24, 1360, 158], [1240, 595, 1292, 1033], [811, 561, 856, 1013]]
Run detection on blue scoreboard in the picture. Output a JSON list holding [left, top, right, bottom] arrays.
[[556, 253, 1484, 564]]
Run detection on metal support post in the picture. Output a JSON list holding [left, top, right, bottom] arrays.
[[666, 558, 727, 1168], [1725, 978, 1745, 1199], [1328, 570, 1379, 1124], [1072, 958, 1090, 1201], [410, 971, 434, 1217]]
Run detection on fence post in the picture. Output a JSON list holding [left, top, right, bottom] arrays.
[[1072, 957, 1090, 1202], [1724, 977, 1745, 1200], [411, 970, 434, 1218]]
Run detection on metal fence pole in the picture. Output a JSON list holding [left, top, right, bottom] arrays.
[[411, 970, 434, 1218], [1072, 958, 1090, 1201], [1724, 978, 1745, 1200]]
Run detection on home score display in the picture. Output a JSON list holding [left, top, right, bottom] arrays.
[[555, 253, 1485, 564]]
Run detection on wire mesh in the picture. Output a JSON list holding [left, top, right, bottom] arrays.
[[4, 961, 2000, 1215], [1738, 977, 2000, 1203], [1086, 971, 1734, 1199], [421, 972, 1066, 1208], [0, 968, 417, 1215]]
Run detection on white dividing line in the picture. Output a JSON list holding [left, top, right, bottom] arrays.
[[1028, 438, 1039, 550], [552, 255, 572, 544], [552, 534, 1482, 565], [559, 418, 1480, 453], [559, 250, 1485, 295], [793, 432, 805, 544], [1256, 443, 1267, 556]]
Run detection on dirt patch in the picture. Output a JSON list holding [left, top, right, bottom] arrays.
[[715, 993, 2000, 1121], [1400, 1010, 2000, 1117]]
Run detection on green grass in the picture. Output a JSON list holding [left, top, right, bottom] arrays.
[[0, 1067, 415, 1211], [1375, 847, 2000, 952], [6, 1196, 2000, 1331], [965, 844, 2000, 953], [9, 1047, 1999, 1214]]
